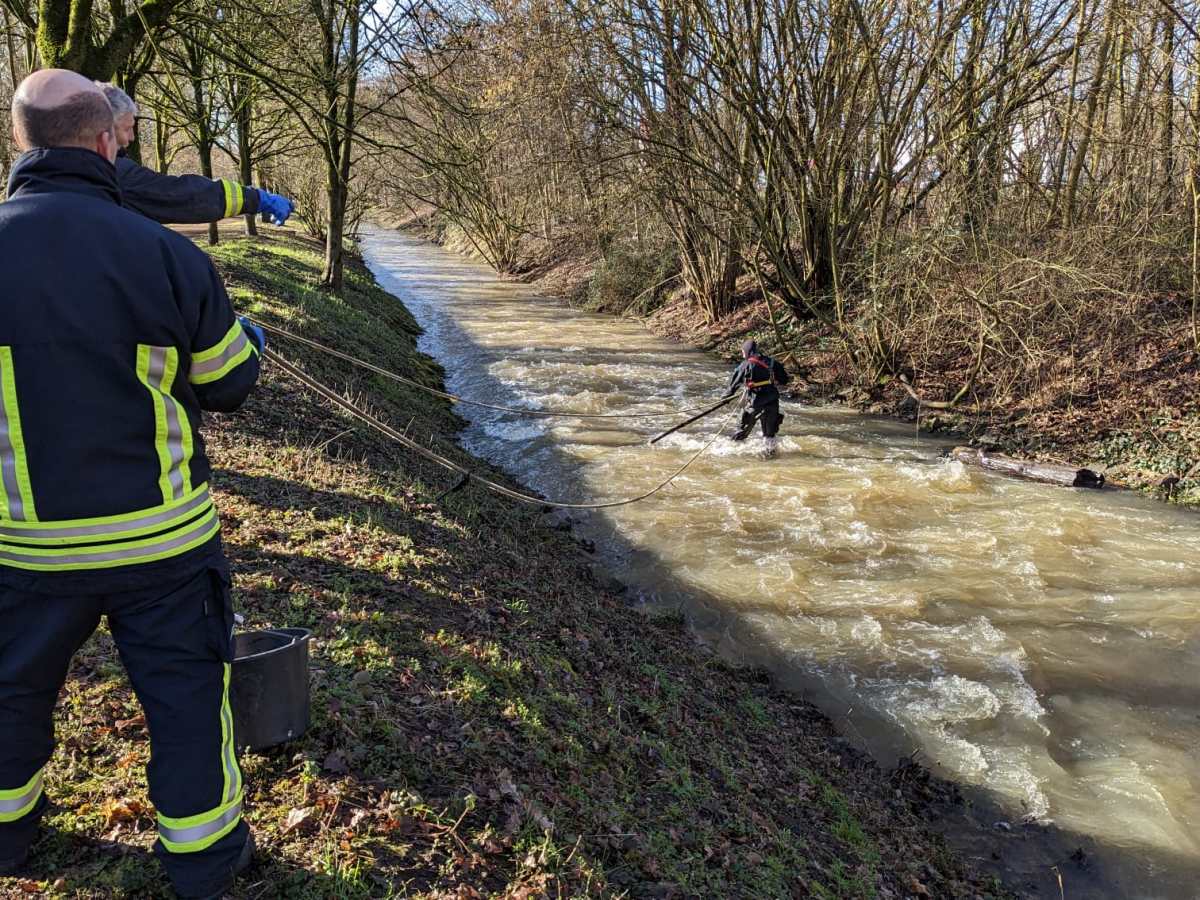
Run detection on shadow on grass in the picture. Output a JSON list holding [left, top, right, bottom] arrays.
[[10, 823, 392, 899]]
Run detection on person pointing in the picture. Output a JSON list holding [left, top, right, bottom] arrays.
[[96, 82, 293, 227]]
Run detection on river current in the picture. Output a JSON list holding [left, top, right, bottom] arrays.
[[360, 227, 1200, 898]]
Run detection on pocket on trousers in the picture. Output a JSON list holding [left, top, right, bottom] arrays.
[[204, 567, 235, 664]]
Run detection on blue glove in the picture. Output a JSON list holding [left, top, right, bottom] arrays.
[[256, 189, 294, 226], [238, 316, 265, 355]]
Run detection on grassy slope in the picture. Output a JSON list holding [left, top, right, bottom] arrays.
[[1, 231, 1006, 899]]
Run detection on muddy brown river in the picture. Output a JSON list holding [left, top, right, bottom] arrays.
[[361, 227, 1200, 899]]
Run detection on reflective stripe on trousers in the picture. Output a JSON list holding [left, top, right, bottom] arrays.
[[0, 347, 36, 523], [157, 663, 243, 853], [0, 769, 43, 823], [137, 345, 194, 504]]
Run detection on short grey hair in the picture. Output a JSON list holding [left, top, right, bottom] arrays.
[[95, 81, 137, 118], [13, 89, 113, 150]]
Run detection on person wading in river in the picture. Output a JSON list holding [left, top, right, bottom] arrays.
[[726, 339, 790, 459]]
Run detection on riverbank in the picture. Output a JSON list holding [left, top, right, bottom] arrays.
[[402, 213, 1200, 507], [2, 228, 1010, 898]]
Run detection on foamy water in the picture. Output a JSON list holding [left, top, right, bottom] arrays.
[[358, 227, 1200, 898]]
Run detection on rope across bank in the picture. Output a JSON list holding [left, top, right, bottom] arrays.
[[252, 318, 720, 420], [264, 347, 739, 510]]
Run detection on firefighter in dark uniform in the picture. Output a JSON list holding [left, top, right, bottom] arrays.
[[726, 339, 790, 458], [96, 82, 294, 227], [0, 70, 261, 899]]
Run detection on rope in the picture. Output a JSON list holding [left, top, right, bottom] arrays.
[[251, 318, 721, 420], [265, 347, 737, 510]]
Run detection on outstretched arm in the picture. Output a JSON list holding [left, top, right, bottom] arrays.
[[117, 157, 293, 226]]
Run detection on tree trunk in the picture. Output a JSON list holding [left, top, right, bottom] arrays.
[[154, 110, 171, 173], [3, 6, 23, 92], [35, 0, 186, 80], [190, 62, 217, 245], [1063, 0, 1116, 227], [235, 84, 257, 237], [1159, 9, 1175, 208], [1048, 0, 1088, 225], [199, 138, 217, 245], [320, 0, 360, 294], [950, 447, 1106, 488], [324, 155, 345, 290]]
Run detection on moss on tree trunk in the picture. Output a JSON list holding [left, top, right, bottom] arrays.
[[35, 0, 183, 80]]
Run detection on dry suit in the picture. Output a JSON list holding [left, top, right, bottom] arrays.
[[117, 153, 261, 225], [726, 353, 791, 440], [0, 147, 260, 897]]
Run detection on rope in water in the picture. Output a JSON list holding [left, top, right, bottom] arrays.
[[265, 347, 737, 510], [251, 318, 721, 420]]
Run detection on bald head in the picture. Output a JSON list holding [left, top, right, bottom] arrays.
[[12, 69, 116, 162]]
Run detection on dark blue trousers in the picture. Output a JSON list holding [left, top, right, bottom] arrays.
[[0, 554, 248, 897]]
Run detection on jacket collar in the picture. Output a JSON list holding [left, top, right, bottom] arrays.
[[6, 147, 122, 205]]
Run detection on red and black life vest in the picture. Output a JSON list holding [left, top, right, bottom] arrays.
[[744, 354, 777, 390]]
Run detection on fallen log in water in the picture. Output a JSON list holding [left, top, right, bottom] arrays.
[[949, 447, 1106, 489]]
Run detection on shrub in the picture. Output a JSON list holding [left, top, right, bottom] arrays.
[[586, 242, 678, 314]]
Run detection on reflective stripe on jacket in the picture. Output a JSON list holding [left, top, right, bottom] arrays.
[[0, 148, 259, 571], [116, 154, 261, 225]]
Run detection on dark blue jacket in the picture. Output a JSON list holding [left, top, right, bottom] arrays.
[[0, 148, 259, 574], [726, 353, 790, 408], [117, 154, 261, 224]]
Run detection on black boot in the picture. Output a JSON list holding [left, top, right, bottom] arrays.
[[730, 414, 760, 442], [184, 831, 256, 900], [0, 793, 45, 877], [0, 848, 27, 877]]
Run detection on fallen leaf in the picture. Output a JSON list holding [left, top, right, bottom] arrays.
[[282, 806, 317, 835], [323, 750, 349, 774], [116, 751, 140, 770], [380, 814, 418, 835], [115, 715, 146, 735], [528, 804, 554, 833], [102, 797, 147, 827], [504, 805, 523, 835], [497, 768, 518, 798]]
